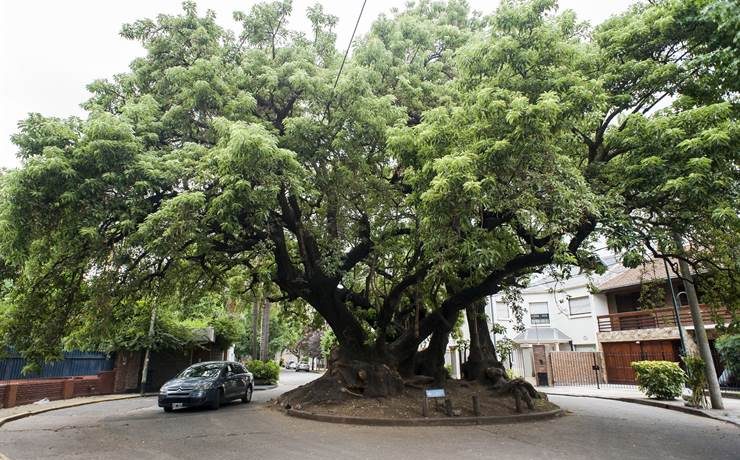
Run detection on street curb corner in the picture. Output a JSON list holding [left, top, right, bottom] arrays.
[[284, 408, 564, 426]]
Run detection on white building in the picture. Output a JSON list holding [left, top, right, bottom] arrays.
[[446, 253, 625, 385]]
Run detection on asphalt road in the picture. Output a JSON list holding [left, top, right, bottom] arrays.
[[1, 370, 737, 460]]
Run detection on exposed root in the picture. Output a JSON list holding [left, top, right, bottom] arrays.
[[278, 353, 404, 408], [483, 366, 543, 413]]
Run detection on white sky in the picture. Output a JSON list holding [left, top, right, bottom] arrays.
[[0, 0, 634, 169]]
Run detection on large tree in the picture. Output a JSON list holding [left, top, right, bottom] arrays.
[[1, 0, 736, 402]]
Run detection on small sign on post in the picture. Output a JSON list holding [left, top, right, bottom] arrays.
[[425, 388, 446, 398], [423, 388, 446, 417]]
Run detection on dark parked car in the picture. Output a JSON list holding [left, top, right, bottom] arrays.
[[158, 361, 253, 412]]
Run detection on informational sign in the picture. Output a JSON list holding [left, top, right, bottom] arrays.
[[425, 388, 445, 398]]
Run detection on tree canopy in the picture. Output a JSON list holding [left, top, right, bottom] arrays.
[[0, 0, 737, 390]]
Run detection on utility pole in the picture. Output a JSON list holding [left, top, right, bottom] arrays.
[[140, 306, 157, 395], [673, 234, 723, 409], [663, 258, 687, 356]]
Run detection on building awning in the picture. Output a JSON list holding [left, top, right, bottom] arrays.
[[512, 327, 572, 345]]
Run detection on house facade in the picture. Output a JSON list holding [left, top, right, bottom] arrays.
[[445, 254, 733, 386]]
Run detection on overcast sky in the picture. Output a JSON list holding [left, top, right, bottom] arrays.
[[0, 0, 634, 169]]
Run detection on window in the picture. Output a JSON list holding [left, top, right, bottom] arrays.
[[568, 296, 591, 316], [529, 302, 549, 325], [495, 301, 510, 321]]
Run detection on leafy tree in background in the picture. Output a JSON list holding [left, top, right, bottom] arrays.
[[0, 0, 736, 404]]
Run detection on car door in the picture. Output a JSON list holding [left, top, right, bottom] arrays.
[[224, 364, 239, 398], [234, 364, 247, 394]]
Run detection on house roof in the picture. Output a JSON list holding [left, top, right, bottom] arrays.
[[512, 327, 572, 344], [597, 258, 681, 293]]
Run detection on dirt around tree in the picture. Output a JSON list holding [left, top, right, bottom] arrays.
[[275, 375, 558, 419]]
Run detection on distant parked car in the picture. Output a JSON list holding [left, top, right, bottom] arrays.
[[296, 362, 310, 372], [158, 361, 253, 412], [286, 361, 296, 369]]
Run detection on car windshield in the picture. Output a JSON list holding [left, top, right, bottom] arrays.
[[178, 364, 223, 378]]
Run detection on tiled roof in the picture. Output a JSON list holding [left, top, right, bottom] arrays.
[[597, 258, 681, 292]]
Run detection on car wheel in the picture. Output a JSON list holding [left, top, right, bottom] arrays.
[[242, 385, 253, 403], [210, 389, 222, 410], [163, 405, 173, 413]]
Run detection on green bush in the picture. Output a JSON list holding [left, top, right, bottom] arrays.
[[631, 360, 685, 400], [682, 355, 707, 408], [715, 334, 740, 376], [246, 359, 280, 384]]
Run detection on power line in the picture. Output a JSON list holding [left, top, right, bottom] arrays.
[[328, 0, 366, 107]]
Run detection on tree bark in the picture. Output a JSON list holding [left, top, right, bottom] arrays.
[[461, 300, 503, 381], [260, 299, 271, 361], [251, 297, 261, 360], [674, 234, 723, 409]]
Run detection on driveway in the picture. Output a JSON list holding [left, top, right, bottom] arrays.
[[0, 371, 737, 460]]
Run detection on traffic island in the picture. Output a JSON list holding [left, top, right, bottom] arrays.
[[275, 379, 563, 426], [283, 407, 564, 426]]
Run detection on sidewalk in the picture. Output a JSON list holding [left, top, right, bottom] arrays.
[[538, 386, 740, 427], [0, 393, 144, 428]]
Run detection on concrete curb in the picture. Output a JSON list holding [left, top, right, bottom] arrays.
[[0, 394, 145, 429], [284, 408, 564, 426], [544, 392, 739, 428], [254, 384, 279, 391]]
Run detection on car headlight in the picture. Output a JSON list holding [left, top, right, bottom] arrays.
[[159, 386, 168, 394], [193, 381, 213, 390]]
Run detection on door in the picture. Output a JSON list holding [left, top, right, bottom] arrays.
[[224, 365, 239, 398], [533, 345, 549, 386]]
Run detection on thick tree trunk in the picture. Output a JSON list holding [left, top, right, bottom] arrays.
[[278, 347, 405, 407], [461, 300, 503, 381], [412, 328, 451, 385], [259, 299, 271, 361], [251, 299, 261, 359]]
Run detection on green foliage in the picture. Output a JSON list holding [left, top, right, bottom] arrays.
[[715, 334, 740, 376], [495, 337, 515, 364], [320, 329, 337, 358], [638, 278, 666, 311], [0, 0, 736, 374], [246, 359, 280, 384], [631, 360, 686, 400], [682, 355, 707, 408]]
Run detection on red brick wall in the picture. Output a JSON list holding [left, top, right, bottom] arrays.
[[0, 370, 117, 408]]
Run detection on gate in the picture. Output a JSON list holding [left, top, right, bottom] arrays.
[[602, 341, 679, 384], [550, 351, 606, 386]]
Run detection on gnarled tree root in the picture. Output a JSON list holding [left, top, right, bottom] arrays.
[[484, 366, 544, 413], [278, 357, 404, 408]]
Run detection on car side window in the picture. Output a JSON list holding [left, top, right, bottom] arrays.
[[236, 364, 246, 374]]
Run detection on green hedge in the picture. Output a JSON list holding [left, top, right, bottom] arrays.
[[246, 359, 280, 384], [715, 334, 739, 376], [631, 360, 685, 400]]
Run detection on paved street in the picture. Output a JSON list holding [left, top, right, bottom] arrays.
[[0, 371, 737, 460]]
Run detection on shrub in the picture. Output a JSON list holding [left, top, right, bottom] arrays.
[[715, 334, 740, 376], [631, 360, 685, 400], [682, 355, 707, 408], [246, 359, 280, 384]]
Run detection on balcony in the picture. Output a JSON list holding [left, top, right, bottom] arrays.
[[597, 304, 732, 333]]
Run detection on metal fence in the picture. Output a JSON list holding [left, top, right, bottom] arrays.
[[0, 350, 114, 381]]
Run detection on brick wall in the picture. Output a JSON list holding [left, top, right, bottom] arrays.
[[1, 370, 117, 408], [113, 351, 142, 393]]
